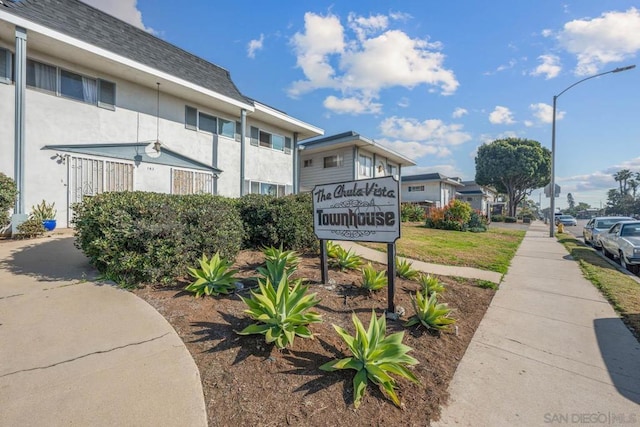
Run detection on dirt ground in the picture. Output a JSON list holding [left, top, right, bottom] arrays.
[[133, 250, 495, 427]]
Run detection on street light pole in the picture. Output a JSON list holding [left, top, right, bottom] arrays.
[[549, 64, 636, 238]]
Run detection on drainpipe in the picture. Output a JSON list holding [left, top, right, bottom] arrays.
[[14, 27, 26, 215], [292, 132, 299, 194], [240, 108, 246, 196]]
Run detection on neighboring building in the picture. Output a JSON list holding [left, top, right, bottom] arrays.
[[457, 180, 498, 216], [0, 0, 323, 228], [401, 173, 464, 209], [298, 131, 415, 192]]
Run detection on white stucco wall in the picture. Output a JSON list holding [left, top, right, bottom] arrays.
[[401, 181, 442, 204], [299, 147, 354, 191]]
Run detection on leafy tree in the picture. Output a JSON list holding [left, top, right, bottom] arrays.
[[567, 193, 575, 210], [475, 138, 551, 217]]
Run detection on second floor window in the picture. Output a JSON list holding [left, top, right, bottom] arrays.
[[359, 154, 372, 177]]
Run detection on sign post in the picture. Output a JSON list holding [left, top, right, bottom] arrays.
[[312, 176, 401, 315]]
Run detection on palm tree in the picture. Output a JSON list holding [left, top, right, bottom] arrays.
[[629, 179, 638, 199], [614, 169, 633, 195]]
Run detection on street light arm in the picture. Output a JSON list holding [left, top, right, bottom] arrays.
[[555, 65, 636, 99]]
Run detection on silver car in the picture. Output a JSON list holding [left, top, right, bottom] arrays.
[[583, 216, 634, 248], [600, 220, 640, 274]]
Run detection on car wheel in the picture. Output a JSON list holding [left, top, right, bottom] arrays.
[[604, 248, 613, 259], [619, 253, 639, 274]]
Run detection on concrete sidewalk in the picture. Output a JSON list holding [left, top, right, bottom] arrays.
[[0, 235, 207, 426], [338, 240, 503, 284], [433, 221, 640, 426]]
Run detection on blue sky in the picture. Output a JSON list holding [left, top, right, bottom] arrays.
[[86, 1, 640, 210]]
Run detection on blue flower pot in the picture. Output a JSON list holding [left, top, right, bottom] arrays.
[[42, 219, 57, 231]]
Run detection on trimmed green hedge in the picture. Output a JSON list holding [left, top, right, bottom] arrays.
[[236, 192, 317, 252], [73, 192, 244, 286]]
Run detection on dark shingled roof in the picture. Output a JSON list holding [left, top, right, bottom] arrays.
[[3, 0, 250, 105], [402, 173, 448, 182]]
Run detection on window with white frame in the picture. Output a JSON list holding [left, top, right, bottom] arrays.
[[0, 47, 12, 84], [359, 154, 373, 177], [323, 155, 343, 168], [246, 180, 291, 197], [185, 106, 237, 139], [25, 58, 115, 109], [303, 159, 312, 167], [387, 164, 398, 177], [249, 126, 292, 154], [408, 185, 425, 192], [171, 169, 214, 195]]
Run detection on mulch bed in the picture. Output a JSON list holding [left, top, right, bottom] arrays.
[[133, 250, 495, 426]]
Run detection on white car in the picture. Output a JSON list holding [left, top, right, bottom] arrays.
[[583, 216, 634, 248], [600, 220, 640, 274]]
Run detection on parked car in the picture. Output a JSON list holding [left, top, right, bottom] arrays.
[[599, 220, 640, 274], [583, 216, 634, 248], [555, 214, 577, 226]]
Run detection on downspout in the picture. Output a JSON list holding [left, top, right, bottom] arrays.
[[352, 146, 357, 180], [240, 108, 246, 196], [293, 132, 299, 194], [14, 27, 26, 215]]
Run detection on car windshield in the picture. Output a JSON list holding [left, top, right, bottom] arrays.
[[596, 218, 632, 228], [621, 225, 640, 237], [559, 216, 573, 220]]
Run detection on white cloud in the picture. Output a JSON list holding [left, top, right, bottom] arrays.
[[541, 29, 553, 37], [529, 102, 565, 124], [558, 8, 640, 75], [82, 0, 155, 33], [484, 59, 517, 75], [397, 97, 410, 108], [524, 120, 534, 127], [289, 12, 458, 113], [377, 139, 452, 160], [488, 106, 515, 124], [530, 54, 561, 79], [452, 107, 468, 118], [402, 164, 465, 179], [323, 95, 382, 115], [477, 131, 519, 146], [247, 34, 265, 58], [379, 116, 471, 146]]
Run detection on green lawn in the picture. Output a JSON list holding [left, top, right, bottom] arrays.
[[360, 223, 525, 274], [558, 234, 640, 340]]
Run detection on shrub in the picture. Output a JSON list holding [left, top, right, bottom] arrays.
[[360, 263, 387, 291], [425, 199, 473, 231], [30, 200, 56, 221], [15, 217, 45, 239], [238, 276, 322, 349], [491, 214, 505, 222], [467, 210, 487, 231], [237, 193, 317, 252], [73, 192, 244, 286], [184, 253, 239, 297], [0, 173, 17, 226], [400, 203, 425, 222], [504, 216, 517, 223], [320, 311, 419, 408]]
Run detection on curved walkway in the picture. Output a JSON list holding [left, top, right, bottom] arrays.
[[337, 240, 504, 283], [0, 234, 207, 427]]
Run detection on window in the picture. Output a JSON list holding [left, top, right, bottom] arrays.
[[324, 155, 343, 168], [198, 112, 217, 134], [246, 180, 291, 197], [387, 164, 398, 177], [98, 79, 116, 109], [218, 118, 234, 138], [0, 48, 11, 84], [303, 159, 312, 167], [60, 69, 97, 104], [25, 58, 116, 108], [185, 105, 236, 138], [27, 59, 56, 93], [467, 197, 473, 202], [408, 185, 425, 192], [250, 126, 291, 153], [172, 169, 213, 194], [359, 154, 372, 177]]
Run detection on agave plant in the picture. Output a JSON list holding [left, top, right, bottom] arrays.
[[418, 273, 445, 296], [329, 246, 363, 271], [237, 276, 322, 349], [325, 240, 341, 259], [404, 290, 456, 331], [184, 253, 239, 297], [257, 256, 295, 287], [396, 257, 419, 280], [360, 263, 387, 291], [262, 245, 300, 270], [320, 311, 419, 408]]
